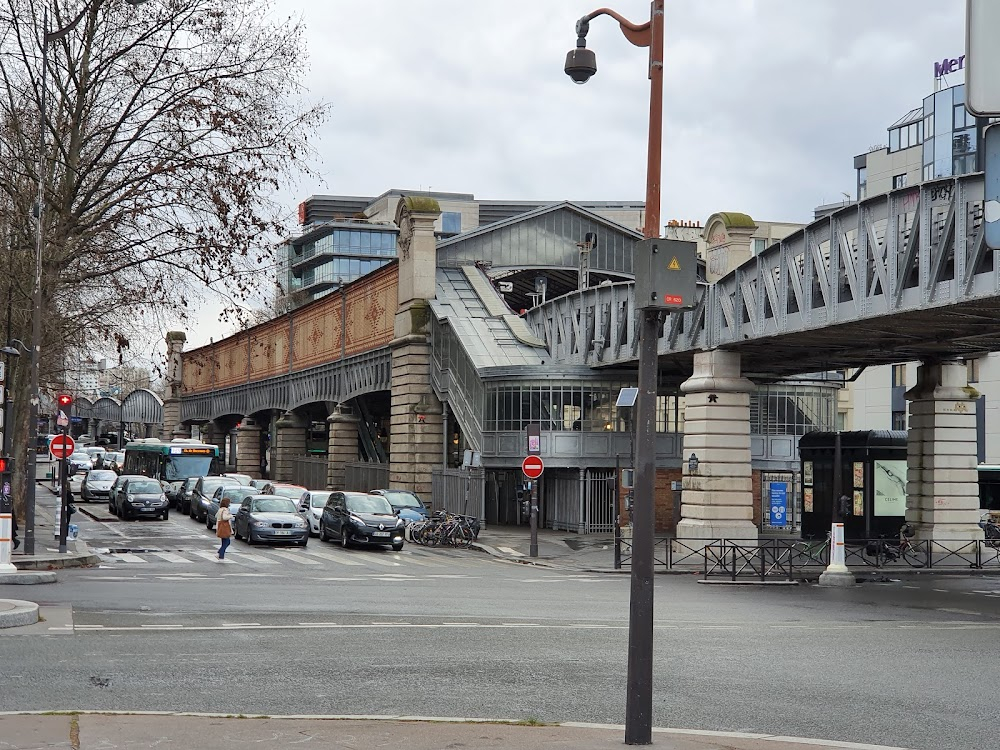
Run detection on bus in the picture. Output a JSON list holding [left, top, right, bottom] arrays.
[[123, 439, 222, 497]]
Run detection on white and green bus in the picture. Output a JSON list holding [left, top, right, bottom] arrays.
[[123, 439, 222, 491]]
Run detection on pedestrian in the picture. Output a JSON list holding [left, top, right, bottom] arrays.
[[215, 497, 233, 561]]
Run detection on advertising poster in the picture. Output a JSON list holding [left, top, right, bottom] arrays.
[[874, 459, 908, 517], [853, 462, 865, 489], [803, 461, 813, 485], [768, 482, 788, 528], [804, 487, 813, 513], [853, 490, 864, 516]]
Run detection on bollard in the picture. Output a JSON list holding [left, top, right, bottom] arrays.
[[818, 522, 855, 587]]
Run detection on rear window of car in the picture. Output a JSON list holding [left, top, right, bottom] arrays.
[[223, 488, 256, 502], [270, 486, 304, 499]]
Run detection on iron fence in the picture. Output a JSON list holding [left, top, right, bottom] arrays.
[[344, 461, 389, 492], [613, 535, 1000, 578], [432, 466, 485, 523], [289, 455, 328, 490]]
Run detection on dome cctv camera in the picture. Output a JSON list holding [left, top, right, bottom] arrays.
[[564, 47, 597, 84]]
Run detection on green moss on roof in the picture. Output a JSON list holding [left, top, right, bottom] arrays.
[[715, 212, 756, 229], [403, 195, 441, 214]]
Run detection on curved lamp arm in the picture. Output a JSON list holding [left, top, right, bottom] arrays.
[[576, 7, 652, 48]]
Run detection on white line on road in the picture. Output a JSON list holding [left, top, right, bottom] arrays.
[[147, 552, 191, 564], [266, 550, 322, 565], [300, 548, 365, 566], [109, 553, 148, 563]]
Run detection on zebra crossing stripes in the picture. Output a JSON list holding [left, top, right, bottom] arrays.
[[267, 550, 322, 565], [300, 549, 365, 566], [147, 552, 190, 564], [99, 547, 453, 570]]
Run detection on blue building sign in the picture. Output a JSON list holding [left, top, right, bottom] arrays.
[[768, 482, 788, 528]]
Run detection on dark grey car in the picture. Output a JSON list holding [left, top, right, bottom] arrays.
[[319, 492, 405, 551], [189, 476, 241, 522], [206, 486, 257, 531], [233, 495, 309, 546], [117, 477, 169, 521], [109, 474, 145, 514]]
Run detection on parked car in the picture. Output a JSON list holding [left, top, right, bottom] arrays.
[[189, 476, 242, 522], [177, 476, 201, 514], [296, 490, 332, 535], [249, 479, 269, 491], [103, 451, 125, 473], [369, 489, 430, 523], [84, 446, 107, 469], [108, 474, 145, 513], [319, 492, 405, 551], [68, 452, 92, 474], [68, 470, 85, 497], [116, 476, 170, 521], [233, 495, 309, 546], [262, 483, 306, 501], [222, 472, 254, 486], [81, 469, 117, 503], [206, 486, 258, 531]]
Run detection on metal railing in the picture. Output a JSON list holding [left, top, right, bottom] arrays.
[[614, 535, 1000, 579], [289, 455, 328, 490], [343, 461, 389, 492], [431, 466, 485, 522]]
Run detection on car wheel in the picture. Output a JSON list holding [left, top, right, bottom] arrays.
[[161, 510, 169, 522], [298, 540, 308, 548], [319, 524, 329, 542], [206, 516, 214, 530], [392, 542, 404, 552], [234, 524, 242, 541], [245, 529, 255, 546], [340, 528, 350, 549], [108, 499, 115, 513]]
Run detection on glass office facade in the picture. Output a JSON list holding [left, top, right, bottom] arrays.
[[919, 84, 981, 181], [288, 226, 397, 301]]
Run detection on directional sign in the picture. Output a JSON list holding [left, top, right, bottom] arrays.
[[49, 434, 75, 460], [521, 455, 544, 480]]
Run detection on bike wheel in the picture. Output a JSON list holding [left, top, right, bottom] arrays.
[[902, 544, 926, 568]]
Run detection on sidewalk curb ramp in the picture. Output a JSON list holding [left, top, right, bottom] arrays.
[[0, 599, 39, 629], [0, 570, 56, 584]]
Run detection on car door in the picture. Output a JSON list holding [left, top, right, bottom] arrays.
[[331, 494, 348, 538], [320, 494, 337, 535], [235, 498, 251, 537]]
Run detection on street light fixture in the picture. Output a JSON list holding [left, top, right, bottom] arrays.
[[24, 0, 149, 554], [566, 2, 664, 746]]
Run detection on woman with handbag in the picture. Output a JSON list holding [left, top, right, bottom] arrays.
[[215, 497, 233, 561]]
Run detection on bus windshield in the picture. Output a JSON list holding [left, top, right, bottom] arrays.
[[164, 455, 216, 481]]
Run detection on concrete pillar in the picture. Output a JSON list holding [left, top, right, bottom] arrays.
[[327, 406, 359, 490], [161, 331, 187, 440], [272, 411, 307, 484], [389, 195, 444, 499], [905, 360, 982, 544], [676, 350, 757, 541], [235, 418, 262, 479]]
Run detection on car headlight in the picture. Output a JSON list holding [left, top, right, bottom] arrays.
[[160, 495, 168, 503], [126, 495, 134, 502], [291, 518, 305, 527], [252, 520, 269, 528], [395, 519, 405, 527], [349, 515, 367, 528]]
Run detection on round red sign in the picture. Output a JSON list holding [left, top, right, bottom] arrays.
[[521, 455, 544, 480], [49, 434, 76, 460]]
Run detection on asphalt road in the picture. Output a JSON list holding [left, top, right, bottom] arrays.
[[4, 492, 1000, 750]]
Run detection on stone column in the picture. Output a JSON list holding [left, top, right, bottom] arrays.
[[235, 418, 262, 479], [161, 331, 187, 440], [676, 350, 757, 541], [327, 406, 359, 490], [389, 196, 445, 499], [272, 411, 306, 484], [203, 421, 229, 466], [905, 360, 982, 544]]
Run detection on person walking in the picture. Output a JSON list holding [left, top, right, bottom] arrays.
[[215, 497, 233, 561]]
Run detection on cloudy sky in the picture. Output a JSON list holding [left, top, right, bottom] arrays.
[[187, 0, 967, 347]]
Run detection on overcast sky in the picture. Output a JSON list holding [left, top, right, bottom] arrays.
[[187, 0, 967, 348]]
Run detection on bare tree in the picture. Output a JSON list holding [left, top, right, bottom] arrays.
[[0, 0, 326, 522]]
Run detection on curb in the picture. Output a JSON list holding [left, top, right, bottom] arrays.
[[0, 711, 914, 749], [0, 570, 57, 585], [13, 541, 101, 571], [0, 599, 39, 629]]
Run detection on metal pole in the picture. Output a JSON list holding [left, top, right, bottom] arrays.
[[625, 2, 664, 745], [833, 430, 842, 523], [529, 481, 538, 558], [58, 426, 68, 553], [626, 308, 661, 745], [24, 10, 52, 556]]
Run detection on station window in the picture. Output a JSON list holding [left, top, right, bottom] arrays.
[[892, 174, 907, 189], [967, 358, 980, 384], [892, 411, 907, 431], [891, 364, 906, 388]]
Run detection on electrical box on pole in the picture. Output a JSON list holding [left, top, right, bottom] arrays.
[[633, 238, 698, 311]]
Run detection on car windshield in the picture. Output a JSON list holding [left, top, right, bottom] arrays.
[[223, 488, 256, 502], [128, 481, 160, 494], [89, 471, 116, 481], [251, 498, 296, 513], [224, 474, 252, 485], [379, 491, 422, 508], [310, 492, 331, 508], [346, 496, 394, 515], [269, 486, 304, 499], [163, 455, 216, 481]]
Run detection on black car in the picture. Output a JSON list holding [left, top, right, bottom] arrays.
[[189, 476, 241, 522], [233, 495, 309, 546], [206, 486, 258, 531], [319, 492, 405, 551], [177, 476, 201, 514], [116, 477, 170, 521]]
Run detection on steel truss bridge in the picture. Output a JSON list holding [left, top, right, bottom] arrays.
[[180, 348, 391, 423], [526, 173, 1000, 378]]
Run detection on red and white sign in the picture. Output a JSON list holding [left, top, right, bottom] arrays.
[[49, 434, 76, 460], [521, 455, 544, 480]]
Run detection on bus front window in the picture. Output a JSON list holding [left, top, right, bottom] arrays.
[[164, 455, 216, 481]]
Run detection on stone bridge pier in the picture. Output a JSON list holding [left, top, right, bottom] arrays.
[[905, 359, 982, 544]]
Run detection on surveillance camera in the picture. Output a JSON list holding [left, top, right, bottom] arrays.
[[564, 47, 597, 84]]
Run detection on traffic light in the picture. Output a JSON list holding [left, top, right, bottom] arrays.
[[57, 394, 73, 409], [0, 456, 8, 472], [56, 393, 73, 424]]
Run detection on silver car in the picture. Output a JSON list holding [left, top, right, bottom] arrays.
[[81, 469, 117, 503], [233, 495, 309, 546]]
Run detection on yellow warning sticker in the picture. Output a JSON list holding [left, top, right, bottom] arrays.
[[668, 256, 681, 271]]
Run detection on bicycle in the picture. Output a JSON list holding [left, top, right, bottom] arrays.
[[865, 524, 925, 568]]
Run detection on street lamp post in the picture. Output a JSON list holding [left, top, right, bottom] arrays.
[[566, 2, 664, 745], [23, 0, 147, 554]]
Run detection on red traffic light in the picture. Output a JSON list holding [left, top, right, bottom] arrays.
[[57, 394, 73, 408], [0, 457, 7, 472]]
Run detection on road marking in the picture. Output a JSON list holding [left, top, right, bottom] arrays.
[[932, 588, 948, 593], [147, 552, 191, 564], [221, 623, 260, 627], [902, 585, 919, 589], [300, 548, 365, 566], [349, 553, 401, 568], [227, 552, 280, 565], [388, 552, 441, 567], [189, 550, 224, 563], [109, 553, 148, 563], [267, 549, 322, 565], [139, 624, 184, 629], [935, 608, 982, 616]]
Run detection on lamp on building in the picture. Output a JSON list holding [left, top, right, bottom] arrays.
[[687, 453, 699, 473]]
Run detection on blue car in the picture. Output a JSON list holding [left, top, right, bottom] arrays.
[[369, 489, 429, 523]]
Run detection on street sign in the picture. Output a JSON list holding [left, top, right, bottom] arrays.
[[49, 434, 75, 459], [769, 482, 788, 528], [966, 1, 1000, 115], [521, 455, 544, 480], [633, 238, 698, 310], [984, 125, 1000, 248], [526, 423, 541, 455]]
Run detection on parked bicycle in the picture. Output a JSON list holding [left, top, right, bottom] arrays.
[[409, 511, 480, 549], [864, 523, 925, 568]]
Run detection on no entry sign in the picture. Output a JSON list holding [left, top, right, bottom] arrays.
[[521, 455, 544, 480], [49, 434, 76, 460]]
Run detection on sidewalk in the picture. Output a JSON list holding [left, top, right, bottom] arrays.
[[10, 478, 101, 571], [0, 713, 912, 750], [472, 526, 621, 571]]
